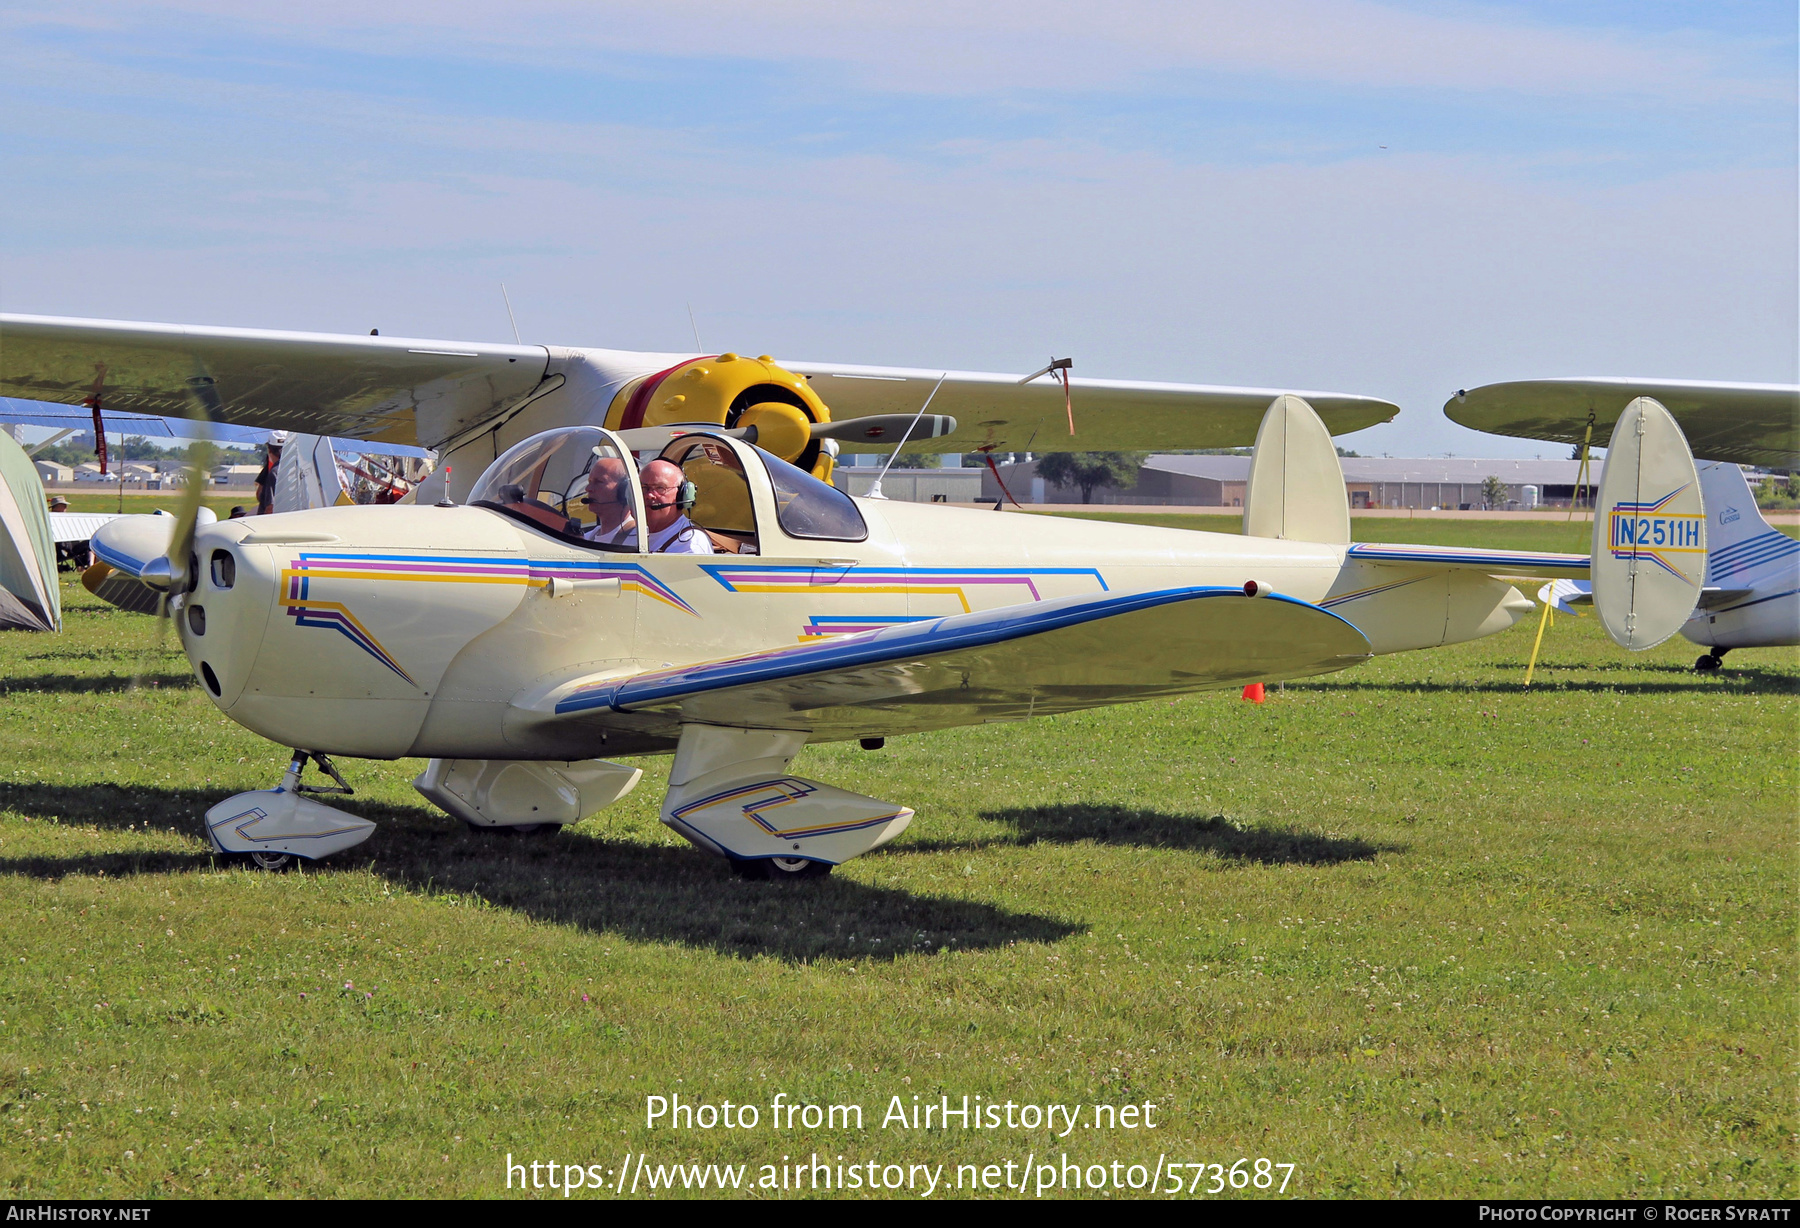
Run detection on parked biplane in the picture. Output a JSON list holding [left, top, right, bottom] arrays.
[[1448, 378, 1800, 668]]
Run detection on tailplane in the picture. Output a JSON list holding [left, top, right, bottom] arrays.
[[1243, 394, 1350, 544]]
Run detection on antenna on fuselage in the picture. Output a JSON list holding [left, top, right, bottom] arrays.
[[501, 283, 522, 344], [866, 373, 948, 501], [687, 303, 703, 352]]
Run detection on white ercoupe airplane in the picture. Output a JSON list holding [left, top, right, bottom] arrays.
[[0, 313, 1681, 878], [1448, 378, 1800, 669]]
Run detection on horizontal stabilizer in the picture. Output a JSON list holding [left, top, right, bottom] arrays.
[[1346, 542, 1589, 578]]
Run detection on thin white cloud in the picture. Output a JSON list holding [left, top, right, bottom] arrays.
[[5, 0, 1784, 102]]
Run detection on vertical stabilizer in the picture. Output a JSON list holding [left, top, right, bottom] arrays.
[[1243, 394, 1350, 543], [1697, 460, 1791, 585], [1591, 396, 1705, 649]]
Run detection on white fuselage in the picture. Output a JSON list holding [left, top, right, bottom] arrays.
[[1682, 461, 1800, 650], [175, 495, 1538, 762]]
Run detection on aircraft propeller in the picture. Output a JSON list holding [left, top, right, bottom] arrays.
[[129, 377, 220, 683]]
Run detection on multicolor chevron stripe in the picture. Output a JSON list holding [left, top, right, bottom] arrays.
[[701, 563, 1108, 611], [279, 551, 701, 686], [702, 563, 1108, 640]]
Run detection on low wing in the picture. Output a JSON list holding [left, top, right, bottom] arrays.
[[1445, 378, 1800, 470], [512, 586, 1371, 745], [789, 360, 1399, 453], [1346, 542, 1591, 579], [0, 314, 547, 447]]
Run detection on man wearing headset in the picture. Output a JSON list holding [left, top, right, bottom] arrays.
[[638, 458, 714, 554], [581, 454, 639, 548]]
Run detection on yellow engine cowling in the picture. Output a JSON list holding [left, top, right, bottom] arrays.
[[604, 353, 836, 483]]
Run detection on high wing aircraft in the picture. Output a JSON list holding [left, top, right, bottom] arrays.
[[1446, 378, 1799, 667], [86, 386, 1600, 877], [1446, 378, 1800, 470], [0, 313, 1401, 501]]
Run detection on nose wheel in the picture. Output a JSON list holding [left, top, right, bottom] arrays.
[[242, 850, 297, 872], [1694, 648, 1729, 672], [207, 749, 374, 871]]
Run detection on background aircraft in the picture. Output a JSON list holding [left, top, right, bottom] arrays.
[[1448, 378, 1799, 668], [0, 313, 1400, 502]]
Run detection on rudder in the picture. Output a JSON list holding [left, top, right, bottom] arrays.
[[1243, 394, 1351, 544]]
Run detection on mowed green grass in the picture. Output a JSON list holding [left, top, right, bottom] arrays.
[[47, 493, 251, 519], [1, 528, 1794, 1199]]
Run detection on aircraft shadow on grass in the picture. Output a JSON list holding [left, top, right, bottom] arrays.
[[908, 804, 1391, 865], [0, 672, 197, 694], [0, 784, 1081, 963], [1304, 663, 1798, 696]]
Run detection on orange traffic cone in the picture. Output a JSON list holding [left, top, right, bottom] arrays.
[[1241, 683, 1265, 703]]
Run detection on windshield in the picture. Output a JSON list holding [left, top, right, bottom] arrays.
[[764, 450, 868, 542], [468, 427, 640, 549]]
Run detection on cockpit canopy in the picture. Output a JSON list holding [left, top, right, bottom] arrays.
[[468, 426, 638, 547], [469, 424, 868, 551]]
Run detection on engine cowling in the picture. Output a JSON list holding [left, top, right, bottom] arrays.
[[603, 353, 836, 482]]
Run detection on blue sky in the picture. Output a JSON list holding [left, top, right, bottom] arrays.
[[2, 1, 1793, 457]]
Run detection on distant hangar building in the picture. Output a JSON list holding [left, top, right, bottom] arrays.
[[981, 455, 1603, 509]]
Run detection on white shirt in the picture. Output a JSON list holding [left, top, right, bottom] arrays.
[[584, 520, 638, 548], [648, 516, 714, 554]]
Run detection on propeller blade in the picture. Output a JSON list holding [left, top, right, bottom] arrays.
[[810, 414, 958, 445], [131, 377, 217, 687]]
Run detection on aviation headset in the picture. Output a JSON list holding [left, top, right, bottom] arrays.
[[645, 478, 698, 513], [588, 445, 697, 512]]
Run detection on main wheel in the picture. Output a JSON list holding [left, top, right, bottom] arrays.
[[1694, 654, 1721, 672], [465, 821, 561, 836], [730, 856, 832, 880], [243, 850, 297, 872]]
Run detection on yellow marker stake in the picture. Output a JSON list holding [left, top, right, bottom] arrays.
[[1523, 594, 1553, 687]]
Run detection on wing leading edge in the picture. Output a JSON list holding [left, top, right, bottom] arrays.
[[790, 360, 1399, 453], [0, 314, 548, 446], [1445, 378, 1800, 470], [1, 314, 1402, 460], [513, 585, 1371, 745]]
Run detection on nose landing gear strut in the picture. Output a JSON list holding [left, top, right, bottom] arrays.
[[204, 749, 375, 870]]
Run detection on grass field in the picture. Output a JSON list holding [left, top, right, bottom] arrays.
[[1, 520, 1794, 1199], [47, 492, 253, 519]]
